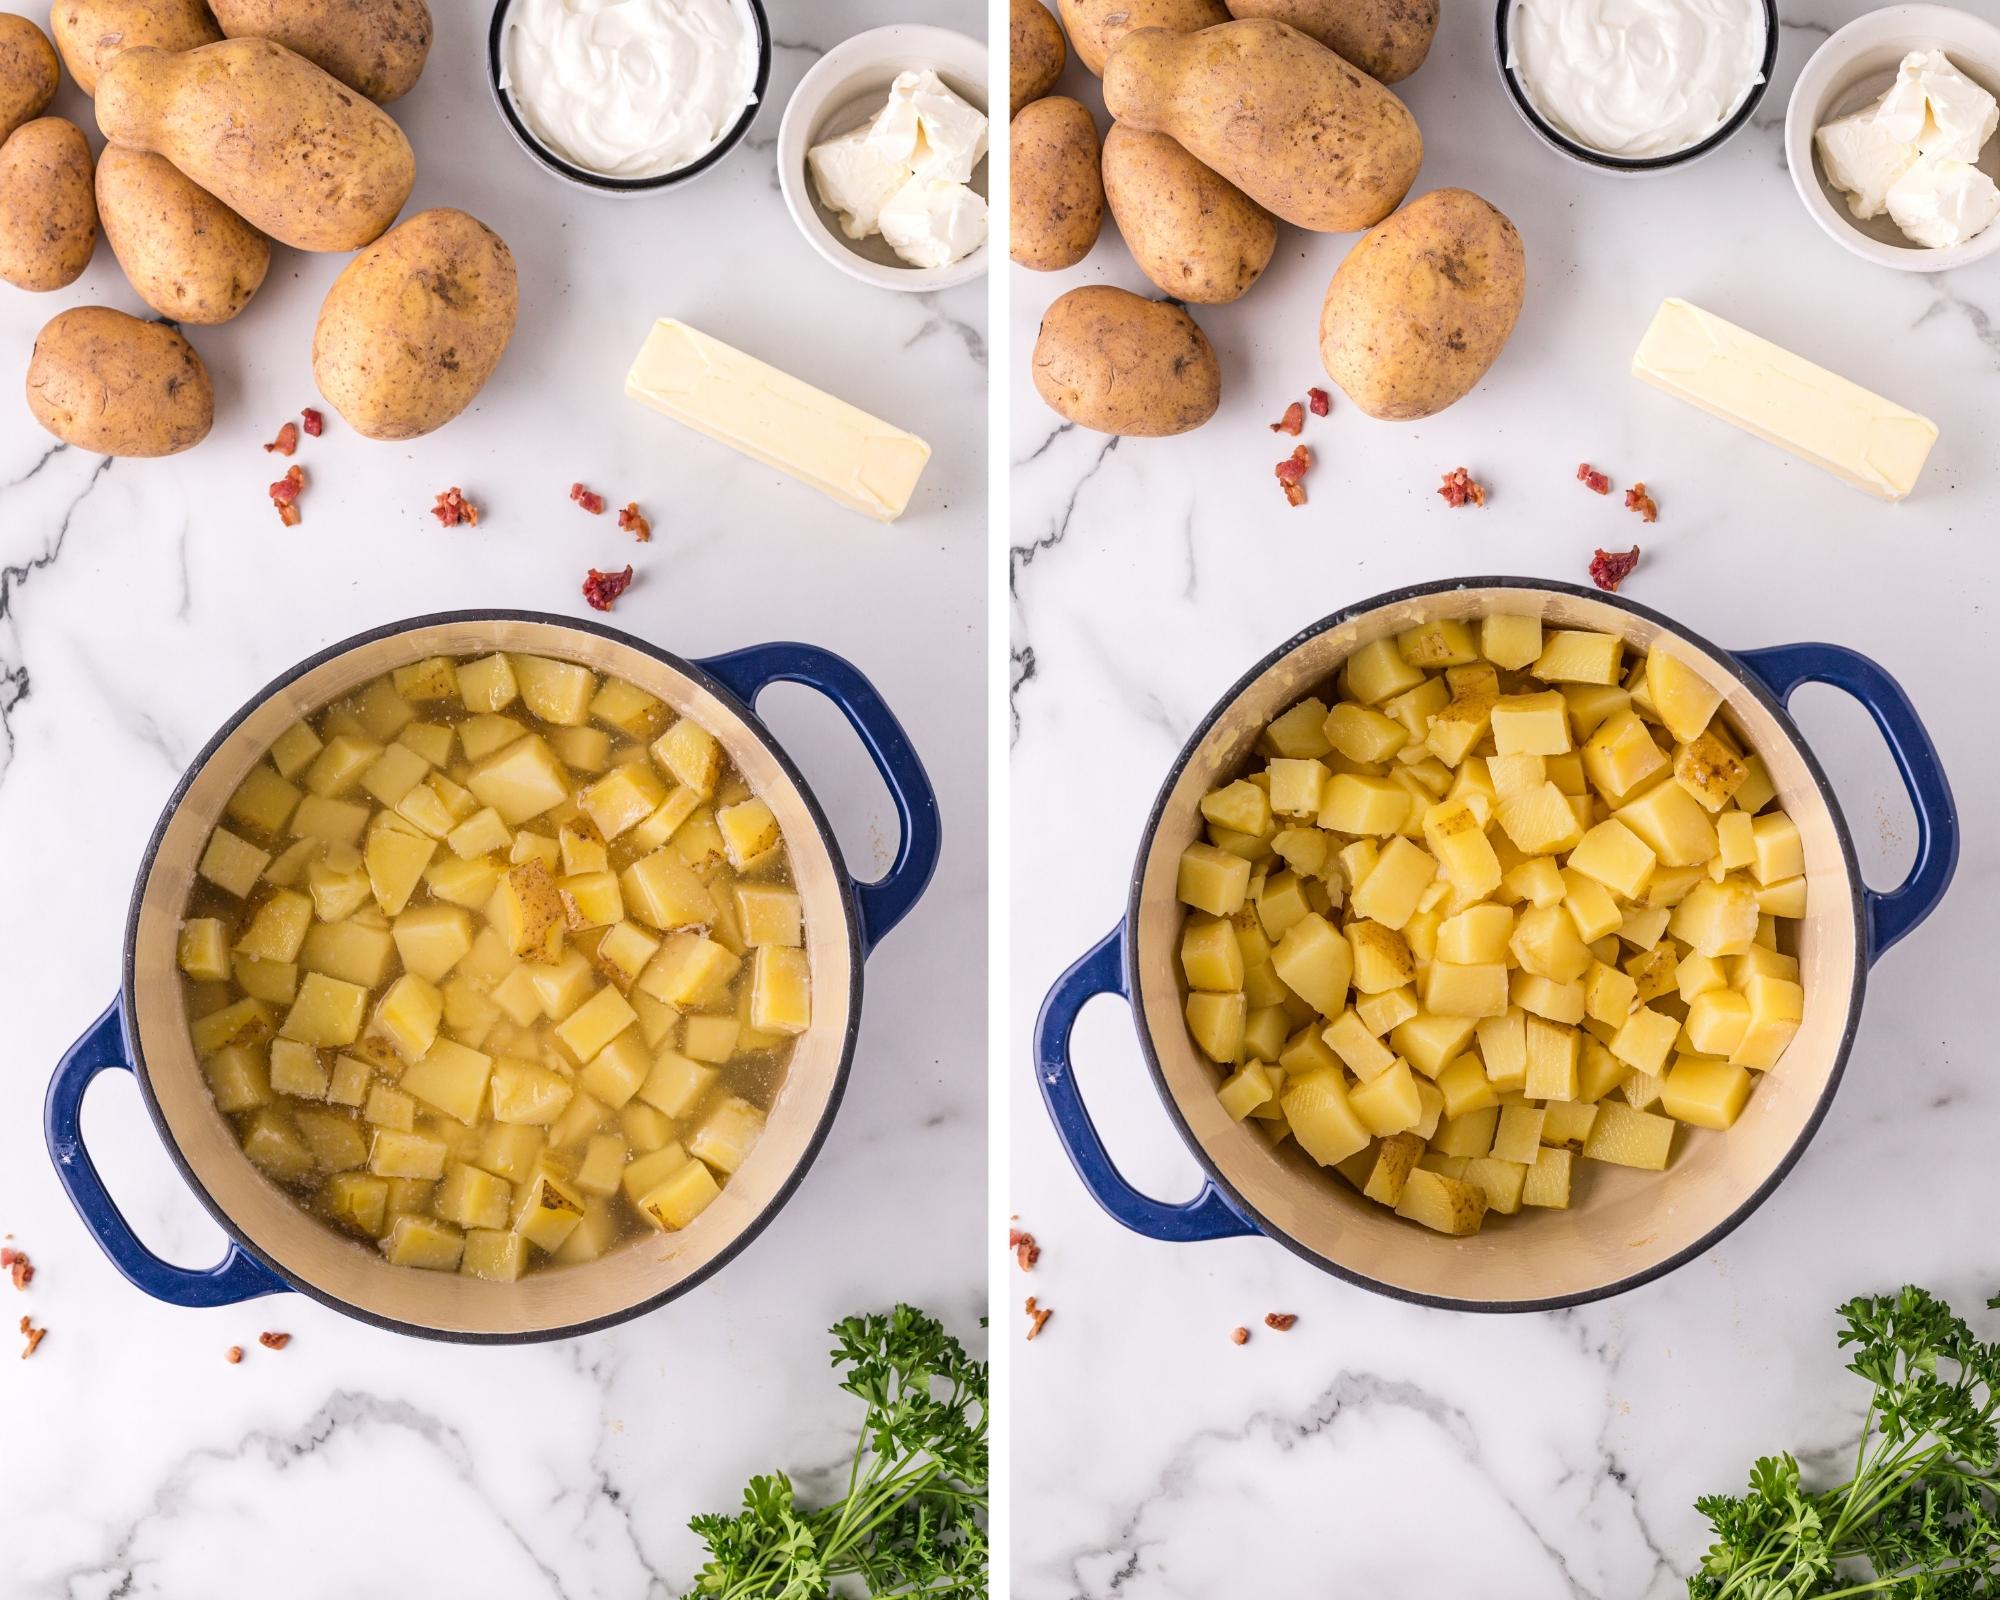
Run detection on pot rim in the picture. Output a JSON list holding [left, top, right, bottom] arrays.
[[119, 608, 867, 1344], [1121, 575, 1870, 1313]]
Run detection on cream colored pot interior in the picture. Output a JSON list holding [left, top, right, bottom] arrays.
[[1135, 585, 1861, 1307], [131, 619, 857, 1337]]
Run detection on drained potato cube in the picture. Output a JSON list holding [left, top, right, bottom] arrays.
[[1490, 692, 1572, 757], [1732, 976, 1802, 1069], [1521, 1146, 1573, 1208], [1534, 630, 1622, 685], [1342, 638, 1426, 705], [1581, 1100, 1676, 1169], [1394, 1168, 1487, 1235], [1319, 774, 1410, 836], [1646, 644, 1723, 743], [1280, 1068, 1370, 1166], [1662, 1056, 1752, 1129], [1616, 781, 1718, 868], [1675, 731, 1747, 812], [1669, 878, 1759, 958], [1184, 991, 1246, 1061], [1481, 613, 1542, 671], [1176, 843, 1251, 917], [1348, 1060, 1422, 1136]]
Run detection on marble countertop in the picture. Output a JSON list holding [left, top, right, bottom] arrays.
[[0, 2, 986, 1593], [1008, 2, 1998, 1594]]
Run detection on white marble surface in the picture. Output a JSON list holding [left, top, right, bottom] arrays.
[[0, 3, 986, 1593], [1009, 2, 1999, 1593]]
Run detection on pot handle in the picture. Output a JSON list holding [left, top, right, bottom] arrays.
[[45, 1002, 288, 1308], [1035, 927, 1260, 1242], [1734, 642, 1959, 961], [696, 642, 942, 955]]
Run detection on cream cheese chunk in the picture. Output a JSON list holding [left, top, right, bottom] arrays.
[[1632, 298, 1938, 502], [1886, 153, 2000, 249], [625, 320, 932, 522], [1814, 99, 1918, 219]]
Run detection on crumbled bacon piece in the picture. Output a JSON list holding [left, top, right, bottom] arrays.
[[268, 465, 305, 527], [1437, 466, 1486, 508], [1308, 387, 1331, 416], [1576, 462, 1610, 495], [300, 408, 324, 438], [1264, 1311, 1298, 1331], [1230, 1326, 1249, 1345], [582, 565, 635, 612], [1590, 545, 1642, 592], [431, 486, 479, 528], [570, 482, 606, 515], [1275, 444, 1310, 508], [1024, 1295, 1052, 1341], [1009, 1228, 1041, 1271], [1625, 481, 1658, 522], [263, 420, 299, 457], [1269, 401, 1305, 436], [258, 1330, 291, 1351], [225, 1345, 244, 1364], [19, 1316, 44, 1359], [5, 1252, 31, 1291], [617, 502, 651, 542]]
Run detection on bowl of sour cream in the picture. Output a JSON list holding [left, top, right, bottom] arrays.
[[1496, 0, 1777, 172], [488, 0, 771, 191]]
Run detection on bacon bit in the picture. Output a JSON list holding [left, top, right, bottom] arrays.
[[1230, 1326, 1250, 1345], [1269, 401, 1305, 436], [268, 464, 305, 527], [300, 408, 324, 438], [431, 486, 479, 528], [257, 1330, 291, 1351], [1590, 545, 1642, 592], [19, 1316, 44, 1359], [617, 502, 651, 542], [1576, 462, 1611, 495], [582, 564, 635, 612], [1024, 1295, 1053, 1341], [1008, 1228, 1041, 1271], [263, 420, 299, 457], [5, 1254, 31, 1292], [225, 1345, 244, 1364], [1437, 466, 1486, 508], [1264, 1311, 1298, 1331], [1275, 444, 1310, 508], [1308, 387, 1331, 417], [569, 482, 606, 515], [1625, 481, 1659, 522]]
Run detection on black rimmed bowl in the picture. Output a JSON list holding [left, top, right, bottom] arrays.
[[1034, 578, 1956, 1313], [46, 612, 940, 1342], [1494, 0, 1779, 173], [485, 0, 772, 193]]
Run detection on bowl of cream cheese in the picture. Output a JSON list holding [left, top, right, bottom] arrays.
[[488, 0, 770, 191], [1496, 0, 1777, 172], [774, 24, 990, 292]]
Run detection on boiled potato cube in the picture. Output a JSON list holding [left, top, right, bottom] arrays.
[[508, 655, 595, 725], [573, 1133, 629, 1197], [517, 1171, 589, 1251], [733, 884, 802, 950], [324, 1170, 389, 1235], [1583, 960, 1638, 1029], [227, 763, 302, 835], [1751, 813, 1804, 884], [368, 974, 443, 1062], [487, 858, 565, 959], [1581, 1100, 1676, 1169], [1348, 1060, 1422, 1136], [1669, 878, 1759, 958], [1346, 920, 1414, 995], [1481, 613, 1542, 671], [1177, 843, 1251, 917], [1264, 698, 1332, 757], [489, 1058, 575, 1125], [1475, 1009, 1527, 1088], [199, 830, 272, 898], [1323, 1010, 1397, 1080], [468, 735, 571, 825], [653, 719, 721, 797], [269, 720, 324, 779], [1534, 630, 1622, 685], [1496, 783, 1585, 856], [1391, 1012, 1477, 1077], [558, 871, 625, 930], [749, 945, 811, 1036], [235, 891, 313, 964], [1610, 1006, 1680, 1076], [550, 725, 612, 772], [1490, 1103, 1545, 1165], [1322, 704, 1408, 763], [1280, 1068, 1370, 1166], [460, 714, 527, 762], [639, 933, 740, 1010], [1510, 904, 1591, 984], [460, 1228, 528, 1281], [400, 1038, 493, 1124], [369, 1128, 448, 1180], [1215, 1060, 1274, 1120], [363, 827, 434, 918], [278, 974, 367, 1047], [1463, 1156, 1528, 1215], [1684, 988, 1750, 1056], [392, 904, 473, 983], [1524, 1015, 1580, 1100], [1521, 1146, 1573, 1208], [620, 1142, 692, 1206], [579, 1028, 653, 1107], [269, 1037, 329, 1100], [1675, 731, 1747, 812], [232, 954, 297, 1004], [435, 1162, 512, 1230], [553, 985, 638, 1063], [1436, 903, 1513, 965], [1581, 710, 1667, 802], [1342, 638, 1425, 704], [638, 1158, 722, 1230], [361, 742, 430, 809], [1422, 961, 1508, 1019], [178, 919, 232, 983], [1318, 774, 1410, 836], [298, 920, 395, 989], [1266, 758, 1329, 818], [1348, 836, 1436, 930], [291, 796, 372, 850], [205, 1044, 272, 1112], [1185, 991, 1246, 1061], [1398, 618, 1479, 668], [1616, 781, 1718, 868], [639, 1049, 715, 1120], [622, 847, 719, 930], [444, 806, 510, 861], [1732, 976, 1802, 1069], [1394, 1168, 1487, 1235], [689, 1096, 765, 1175], [1426, 672, 1498, 767], [1490, 692, 1572, 756], [478, 1122, 547, 1182], [381, 1213, 464, 1270], [1662, 1056, 1752, 1129], [364, 1084, 416, 1131], [580, 761, 669, 841], [1435, 1056, 1500, 1122], [1646, 644, 1723, 743], [1270, 913, 1354, 1016]]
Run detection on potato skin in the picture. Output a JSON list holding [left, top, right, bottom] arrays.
[[208, 0, 432, 104], [27, 305, 213, 456], [1032, 284, 1221, 436], [0, 15, 60, 145], [312, 208, 518, 441], [0, 118, 98, 292], [1317, 188, 1525, 421], [1102, 123, 1275, 303], [1010, 97, 1104, 272], [51, 0, 221, 95], [1058, 0, 1229, 75], [96, 39, 415, 252], [1103, 19, 1422, 231], [1224, 0, 1438, 83], [96, 146, 270, 324], [1011, 0, 1065, 116]]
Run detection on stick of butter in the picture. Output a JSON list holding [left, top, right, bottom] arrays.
[[1632, 298, 1937, 502], [625, 319, 932, 522]]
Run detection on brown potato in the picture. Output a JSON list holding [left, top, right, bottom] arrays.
[[1224, 0, 1438, 83], [96, 39, 415, 252], [1103, 18, 1421, 231], [51, 0, 221, 95], [1058, 0, 1228, 75], [1102, 123, 1275, 303], [0, 118, 98, 292], [27, 306, 213, 456], [0, 15, 60, 145], [1011, 0, 1066, 115], [1032, 284, 1220, 436], [312, 208, 518, 440], [1010, 97, 1104, 271], [96, 145, 270, 324], [1317, 188, 1525, 421], [208, 0, 431, 103]]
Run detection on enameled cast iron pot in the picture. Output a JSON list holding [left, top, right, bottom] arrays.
[[46, 612, 941, 1342], [1036, 579, 1957, 1312]]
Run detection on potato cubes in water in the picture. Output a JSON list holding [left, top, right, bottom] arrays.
[[178, 653, 807, 1278], [1180, 622, 1806, 1238]]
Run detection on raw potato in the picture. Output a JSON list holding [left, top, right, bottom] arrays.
[[208, 0, 432, 103], [1010, 96, 1103, 271], [1032, 284, 1220, 436], [1224, 0, 1438, 83], [0, 119, 98, 292], [96, 145, 270, 323], [1103, 18, 1422, 231], [51, 0, 221, 95], [1318, 187, 1525, 421], [0, 15, 59, 144], [1059, 0, 1229, 75], [26, 305, 213, 456], [1102, 122, 1276, 303], [96, 39, 416, 252], [1010, 0, 1065, 116], [312, 207, 518, 441]]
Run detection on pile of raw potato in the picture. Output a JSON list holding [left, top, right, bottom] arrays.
[[0, 0, 515, 459], [1010, 0, 1525, 435]]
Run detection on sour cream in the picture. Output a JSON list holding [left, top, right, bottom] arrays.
[[1507, 0, 1766, 161], [501, 0, 757, 179]]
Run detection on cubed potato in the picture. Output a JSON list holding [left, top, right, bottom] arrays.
[[199, 830, 272, 898], [1669, 878, 1759, 958], [638, 933, 740, 1011], [550, 725, 612, 773], [1394, 1168, 1488, 1235], [517, 1171, 589, 1252], [459, 1228, 528, 1281], [205, 1044, 272, 1113], [576, 761, 667, 841], [1280, 1068, 1371, 1166], [1436, 903, 1513, 965], [1462, 1156, 1528, 1215], [653, 719, 721, 797], [502, 655, 595, 726], [1434, 1055, 1500, 1122], [1610, 1006, 1680, 1076], [1262, 697, 1331, 758], [1675, 730, 1747, 812], [477, 1123, 546, 1183], [400, 1038, 493, 1124], [1496, 783, 1586, 856], [178, 919, 233, 983], [1397, 619, 1479, 668], [1512, 969, 1586, 1025], [1342, 638, 1426, 704], [1322, 1010, 1397, 1080], [292, 796, 372, 850], [1732, 975, 1802, 1069], [1318, 774, 1411, 836], [1581, 710, 1667, 803], [486, 858, 565, 960], [1521, 1146, 1573, 1208], [327, 1053, 373, 1108], [1390, 1012, 1477, 1077], [1751, 812, 1804, 885], [578, 1028, 652, 1108], [1523, 1016, 1580, 1100], [1267, 913, 1350, 1016], [573, 1133, 629, 1197], [269, 721, 324, 780], [1214, 1060, 1273, 1121], [621, 847, 720, 931], [277, 974, 367, 1047], [232, 954, 298, 1004], [1184, 990, 1246, 1061], [1481, 613, 1542, 671], [637, 1049, 714, 1120], [1427, 671, 1498, 767], [1348, 919, 1417, 998], [362, 827, 434, 919], [558, 871, 625, 931], [435, 1161, 513, 1230], [1616, 781, 1719, 868], [1348, 1059, 1422, 1136], [1422, 961, 1508, 1019], [1646, 644, 1723, 743], [687, 1095, 764, 1176], [1348, 836, 1437, 930], [1475, 1008, 1527, 1088], [487, 1058, 573, 1125], [1490, 692, 1572, 757], [381, 1214, 465, 1270], [227, 763, 303, 836], [1533, 630, 1623, 685], [268, 1036, 329, 1100], [637, 1158, 722, 1230], [391, 904, 473, 983], [1581, 1099, 1676, 1169], [323, 1170, 389, 1235], [467, 735, 571, 826], [1662, 1056, 1752, 1129], [444, 806, 510, 861], [369, 1128, 448, 1180], [1583, 960, 1638, 1029], [749, 945, 811, 1036], [364, 1084, 416, 1131], [460, 715, 528, 763], [1322, 703, 1408, 764], [554, 984, 638, 1062], [1509, 904, 1591, 984]]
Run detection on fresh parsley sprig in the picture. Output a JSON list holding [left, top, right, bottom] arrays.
[[689, 1304, 988, 1599], [1691, 1285, 2000, 1598]]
